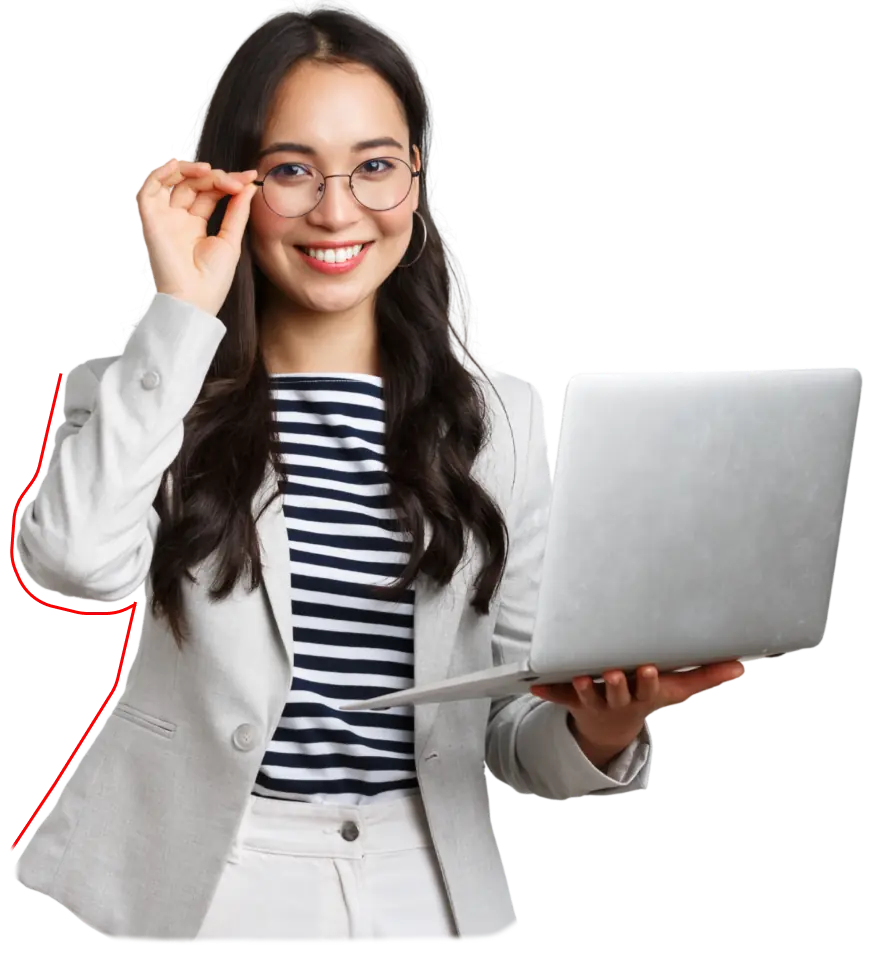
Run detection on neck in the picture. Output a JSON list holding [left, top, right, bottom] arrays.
[[259, 289, 381, 376]]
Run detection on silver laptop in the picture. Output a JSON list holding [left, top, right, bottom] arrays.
[[340, 368, 862, 712]]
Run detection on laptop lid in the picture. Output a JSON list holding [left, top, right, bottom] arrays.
[[529, 368, 862, 676]]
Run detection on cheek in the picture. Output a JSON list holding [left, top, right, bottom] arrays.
[[249, 198, 285, 242], [247, 206, 297, 273], [376, 210, 413, 243]]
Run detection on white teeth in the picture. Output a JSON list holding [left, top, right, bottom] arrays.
[[303, 243, 364, 263]]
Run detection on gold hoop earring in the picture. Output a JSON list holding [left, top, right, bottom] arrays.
[[397, 210, 427, 269]]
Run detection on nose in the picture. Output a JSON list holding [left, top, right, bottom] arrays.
[[306, 174, 362, 229]]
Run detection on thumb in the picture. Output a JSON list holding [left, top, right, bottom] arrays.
[[217, 182, 256, 248]]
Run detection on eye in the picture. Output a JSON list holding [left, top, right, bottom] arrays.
[[271, 162, 313, 180], [357, 158, 395, 176]]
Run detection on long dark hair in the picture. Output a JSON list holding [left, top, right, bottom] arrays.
[[149, 5, 513, 650]]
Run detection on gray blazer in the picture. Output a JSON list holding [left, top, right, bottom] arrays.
[[14, 293, 652, 938]]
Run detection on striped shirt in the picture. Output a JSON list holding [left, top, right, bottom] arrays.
[[252, 373, 420, 805]]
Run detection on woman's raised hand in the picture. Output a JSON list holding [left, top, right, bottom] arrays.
[[136, 158, 260, 317]]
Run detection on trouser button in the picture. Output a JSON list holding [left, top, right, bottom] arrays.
[[340, 821, 359, 841]]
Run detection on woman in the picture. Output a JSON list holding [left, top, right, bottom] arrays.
[[15, 6, 743, 940]]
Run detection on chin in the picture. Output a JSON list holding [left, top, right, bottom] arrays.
[[298, 285, 371, 313]]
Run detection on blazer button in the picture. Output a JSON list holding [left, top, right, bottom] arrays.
[[340, 821, 360, 841], [140, 370, 161, 390], [231, 723, 257, 751]]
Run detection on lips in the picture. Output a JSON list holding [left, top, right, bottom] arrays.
[[293, 241, 375, 274]]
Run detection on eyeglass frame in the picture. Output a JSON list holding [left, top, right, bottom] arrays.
[[252, 155, 422, 218]]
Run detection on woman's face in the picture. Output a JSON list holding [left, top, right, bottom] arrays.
[[248, 60, 421, 317]]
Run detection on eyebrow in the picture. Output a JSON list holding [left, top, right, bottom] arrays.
[[256, 136, 405, 163]]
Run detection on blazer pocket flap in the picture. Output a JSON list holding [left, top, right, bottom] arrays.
[[113, 701, 177, 738]]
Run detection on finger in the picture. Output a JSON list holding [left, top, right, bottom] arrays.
[[170, 170, 246, 222], [633, 665, 660, 703], [572, 675, 606, 710], [216, 182, 258, 248], [138, 162, 219, 232], [137, 158, 211, 202], [530, 680, 596, 709], [170, 169, 243, 213], [187, 170, 259, 223], [163, 160, 213, 185], [529, 682, 575, 707], [661, 661, 744, 702], [693, 661, 745, 686], [602, 670, 632, 709]]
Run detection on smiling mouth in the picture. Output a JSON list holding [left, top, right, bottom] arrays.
[[293, 241, 375, 259]]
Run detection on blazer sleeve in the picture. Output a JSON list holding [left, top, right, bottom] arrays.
[[15, 293, 226, 601], [484, 380, 653, 800]]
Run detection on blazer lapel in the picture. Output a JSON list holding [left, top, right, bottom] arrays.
[[253, 459, 474, 757], [408, 514, 476, 756], [254, 458, 295, 672]]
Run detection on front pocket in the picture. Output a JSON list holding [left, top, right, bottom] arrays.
[[112, 701, 177, 739]]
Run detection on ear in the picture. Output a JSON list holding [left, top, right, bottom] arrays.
[[411, 144, 421, 212]]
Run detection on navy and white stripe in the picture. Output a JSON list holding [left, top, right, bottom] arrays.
[[252, 373, 420, 805]]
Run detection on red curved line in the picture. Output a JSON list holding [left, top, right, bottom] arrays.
[[8, 372, 136, 854]]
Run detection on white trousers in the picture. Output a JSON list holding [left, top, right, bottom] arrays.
[[196, 790, 457, 939]]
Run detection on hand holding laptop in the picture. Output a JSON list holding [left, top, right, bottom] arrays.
[[531, 659, 745, 767]]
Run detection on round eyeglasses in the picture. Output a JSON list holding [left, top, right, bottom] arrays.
[[253, 156, 421, 218]]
